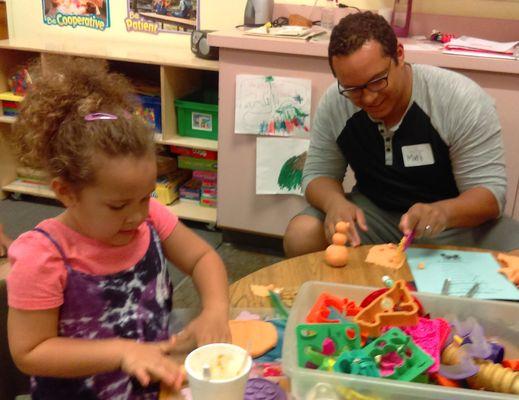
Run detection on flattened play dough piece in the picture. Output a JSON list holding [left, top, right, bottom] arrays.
[[497, 253, 519, 285], [250, 284, 282, 297], [365, 243, 406, 269], [229, 320, 278, 358]]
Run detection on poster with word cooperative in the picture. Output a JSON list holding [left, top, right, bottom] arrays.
[[126, 0, 198, 35], [42, 0, 110, 31], [235, 75, 311, 137], [256, 137, 310, 195]]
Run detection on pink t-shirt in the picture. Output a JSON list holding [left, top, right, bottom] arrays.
[[7, 199, 178, 310]]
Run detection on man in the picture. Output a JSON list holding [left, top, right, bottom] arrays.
[[284, 11, 519, 257]]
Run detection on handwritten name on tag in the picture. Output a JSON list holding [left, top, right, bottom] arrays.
[[401, 144, 435, 167]]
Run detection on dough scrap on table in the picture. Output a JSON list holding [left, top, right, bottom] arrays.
[[365, 243, 406, 269], [250, 284, 283, 297], [497, 253, 519, 285]]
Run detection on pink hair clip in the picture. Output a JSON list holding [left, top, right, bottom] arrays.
[[84, 113, 118, 121]]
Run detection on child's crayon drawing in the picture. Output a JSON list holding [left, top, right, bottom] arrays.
[[235, 75, 311, 137], [256, 137, 310, 195]]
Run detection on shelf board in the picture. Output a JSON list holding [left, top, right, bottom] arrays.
[[154, 133, 218, 151], [0, 37, 219, 71], [2, 180, 56, 199], [167, 200, 216, 224], [0, 115, 16, 124]]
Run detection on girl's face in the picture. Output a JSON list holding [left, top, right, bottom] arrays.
[[63, 153, 157, 246]]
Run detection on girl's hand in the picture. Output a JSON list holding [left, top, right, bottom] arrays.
[[176, 309, 231, 350], [121, 338, 184, 390]]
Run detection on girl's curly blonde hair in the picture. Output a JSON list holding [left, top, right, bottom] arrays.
[[11, 55, 155, 191]]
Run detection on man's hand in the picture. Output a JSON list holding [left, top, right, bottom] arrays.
[[400, 202, 448, 238], [324, 198, 368, 246]]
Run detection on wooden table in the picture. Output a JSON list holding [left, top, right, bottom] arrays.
[[229, 245, 504, 307]]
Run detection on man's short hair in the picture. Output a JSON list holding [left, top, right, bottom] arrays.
[[328, 11, 398, 75]]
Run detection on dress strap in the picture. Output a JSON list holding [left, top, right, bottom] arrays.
[[33, 227, 69, 264]]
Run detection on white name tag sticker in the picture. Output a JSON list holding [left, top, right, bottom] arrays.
[[401, 144, 435, 167]]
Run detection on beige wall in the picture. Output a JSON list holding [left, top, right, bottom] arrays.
[[202, 0, 519, 30], [6, 1, 519, 41]]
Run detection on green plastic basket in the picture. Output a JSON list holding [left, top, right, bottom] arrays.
[[175, 90, 218, 141]]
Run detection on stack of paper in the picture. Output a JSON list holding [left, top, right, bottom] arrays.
[[243, 25, 327, 40], [443, 36, 519, 60]]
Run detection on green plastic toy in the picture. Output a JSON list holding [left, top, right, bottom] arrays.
[[362, 328, 434, 381], [296, 322, 361, 369], [333, 349, 380, 377]]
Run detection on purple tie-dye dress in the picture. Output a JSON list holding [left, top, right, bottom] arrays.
[[31, 223, 172, 400]]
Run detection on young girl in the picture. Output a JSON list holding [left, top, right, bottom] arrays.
[[6, 56, 230, 399]]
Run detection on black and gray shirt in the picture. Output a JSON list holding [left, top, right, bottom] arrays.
[[302, 64, 507, 214]]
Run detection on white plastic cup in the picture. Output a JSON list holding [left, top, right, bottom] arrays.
[[184, 343, 252, 400]]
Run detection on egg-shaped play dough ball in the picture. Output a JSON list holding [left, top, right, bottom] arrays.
[[325, 244, 349, 267], [335, 221, 350, 234], [332, 232, 347, 246]]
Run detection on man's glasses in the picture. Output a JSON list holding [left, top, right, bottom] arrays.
[[338, 59, 392, 98]]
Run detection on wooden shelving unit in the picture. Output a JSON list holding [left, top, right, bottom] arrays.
[[0, 41, 219, 223], [154, 133, 218, 151], [2, 179, 55, 199], [0, 115, 15, 124], [168, 201, 216, 224]]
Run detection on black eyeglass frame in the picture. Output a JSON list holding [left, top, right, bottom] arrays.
[[337, 59, 393, 98]]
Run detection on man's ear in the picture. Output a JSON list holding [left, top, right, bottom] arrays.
[[395, 42, 405, 66], [51, 177, 78, 207]]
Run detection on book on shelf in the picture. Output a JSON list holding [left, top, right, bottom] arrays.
[[443, 36, 519, 60]]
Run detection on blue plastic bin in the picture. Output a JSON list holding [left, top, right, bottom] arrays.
[[138, 94, 162, 132]]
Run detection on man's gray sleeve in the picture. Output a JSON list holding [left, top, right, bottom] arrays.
[[302, 86, 349, 193], [425, 68, 507, 215]]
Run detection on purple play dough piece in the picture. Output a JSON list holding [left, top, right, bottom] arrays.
[[244, 378, 286, 400]]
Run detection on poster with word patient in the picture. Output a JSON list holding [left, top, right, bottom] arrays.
[[235, 75, 311, 137], [126, 0, 199, 35], [256, 137, 310, 195]]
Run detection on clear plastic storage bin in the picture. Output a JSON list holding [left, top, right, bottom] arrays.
[[282, 281, 519, 400]]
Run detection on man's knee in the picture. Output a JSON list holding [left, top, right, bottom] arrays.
[[284, 215, 327, 258]]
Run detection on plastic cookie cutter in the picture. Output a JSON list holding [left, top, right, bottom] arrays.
[[306, 292, 361, 323], [333, 348, 380, 378], [382, 317, 451, 373], [354, 279, 419, 337], [296, 322, 361, 370], [363, 328, 434, 382]]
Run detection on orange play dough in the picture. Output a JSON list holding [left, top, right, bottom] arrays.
[[325, 244, 349, 267], [332, 232, 347, 245], [365, 243, 406, 269], [229, 320, 278, 358], [497, 253, 519, 285], [335, 221, 349, 234]]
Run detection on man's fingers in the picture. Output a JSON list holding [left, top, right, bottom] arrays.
[[348, 224, 361, 247], [355, 209, 368, 232], [400, 212, 419, 236]]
